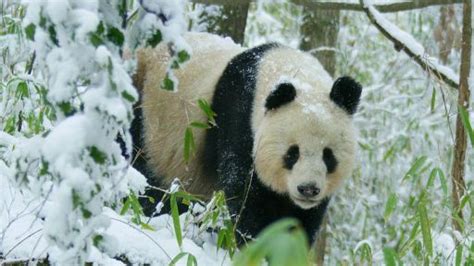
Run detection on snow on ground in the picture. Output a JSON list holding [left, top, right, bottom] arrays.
[[0, 173, 231, 265]]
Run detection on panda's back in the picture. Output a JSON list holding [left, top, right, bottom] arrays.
[[137, 33, 243, 196]]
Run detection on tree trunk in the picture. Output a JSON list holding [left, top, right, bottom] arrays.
[[450, 0, 471, 233], [198, 2, 250, 45], [299, 7, 340, 76], [298, 7, 340, 265]]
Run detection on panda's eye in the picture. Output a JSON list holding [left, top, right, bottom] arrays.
[[323, 148, 338, 174], [283, 145, 299, 170]]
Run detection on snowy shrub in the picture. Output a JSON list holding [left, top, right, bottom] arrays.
[[0, 0, 192, 263]]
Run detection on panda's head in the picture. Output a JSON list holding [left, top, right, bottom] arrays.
[[253, 76, 362, 209]]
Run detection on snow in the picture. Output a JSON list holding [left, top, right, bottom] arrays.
[[0, 173, 231, 265], [434, 233, 455, 261]]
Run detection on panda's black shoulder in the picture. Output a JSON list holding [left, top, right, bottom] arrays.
[[201, 42, 280, 184]]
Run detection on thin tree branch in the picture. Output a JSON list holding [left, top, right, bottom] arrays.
[[191, 0, 462, 13], [360, 0, 459, 89], [293, 0, 462, 12]]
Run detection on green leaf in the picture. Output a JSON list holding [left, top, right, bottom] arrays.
[[90, 22, 105, 47], [170, 59, 180, 70], [120, 197, 131, 215], [82, 207, 92, 219], [107, 27, 124, 46], [186, 254, 197, 266], [48, 25, 59, 46], [384, 193, 397, 222], [4, 116, 16, 134], [430, 87, 436, 112], [234, 219, 309, 266], [25, 23, 36, 41], [121, 91, 136, 102], [39, 160, 49, 176], [90, 33, 103, 47], [129, 191, 144, 216], [140, 222, 156, 231], [183, 127, 195, 163], [57, 101, 75, 116], [459, 106, 474, 148], [88, 146, 107, 164], [403, 156, 428, 182], [97, 21, 105, 34], [383, 247, 398, 266], [147, 30, 162, 47], [177, 50, 190, 63], [39, 15, 47, 28], [16, 81, 29, 99], [72, 189, 81, 209], [427, 168, 447, 196], [93, 234, 103, 247], [418, 201, 433, 256], [197, 99, 216, 123], [147, 196, 156, 204], [170, 193, 183, 247], [161, 75, 174, 91], [455, 245, 463, 266], [355, 242, 373, 264], [190, 121, 208, 129], [169, 252, 187, 266]]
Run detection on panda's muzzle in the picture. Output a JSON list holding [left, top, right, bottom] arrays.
[[297, 183, 320, 198]]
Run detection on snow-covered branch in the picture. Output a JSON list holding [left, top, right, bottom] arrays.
[[192, 0, 462, 13], [360, 0, 460, 89]]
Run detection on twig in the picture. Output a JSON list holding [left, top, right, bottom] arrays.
[[3, 229, 42, 258], [360, 0, 459, 89]]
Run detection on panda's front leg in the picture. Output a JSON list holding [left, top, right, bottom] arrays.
[[216, 157, 269, 244]]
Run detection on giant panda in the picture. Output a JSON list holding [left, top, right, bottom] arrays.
[[132, 32, 362, 244]]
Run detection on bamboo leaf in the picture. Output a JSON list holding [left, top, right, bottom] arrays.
[[418, 201, 433, 256], [183, 127, 195, 162], [384, 193, 398, 222], [426, 167, 447, 197], [169, 252, 187, 266], [120, 197, 131, 215], [403, 156, 428, 182], [459, 106, 474, 148], [186, 253, 197, 266], [430, 87, 436, 112], [197, 99, 216, 122], [455, 245, 463, 266], [190, 121, 208, 129], [170, 193, 182, 246], [383, 247, 398, 266]]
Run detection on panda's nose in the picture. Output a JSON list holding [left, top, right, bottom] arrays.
[[297, 183, 320, 198]]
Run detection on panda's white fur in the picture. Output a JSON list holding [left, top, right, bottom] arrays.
[[135, 32, 357, 210], [135, 33, 243, 196]]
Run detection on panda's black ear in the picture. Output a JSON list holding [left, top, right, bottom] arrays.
[[330, 76, 362, 115], [265, 83, 296, 111]]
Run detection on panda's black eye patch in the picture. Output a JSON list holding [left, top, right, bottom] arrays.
[[323, 148, 338, 174], [283, 145, 299, 170]]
